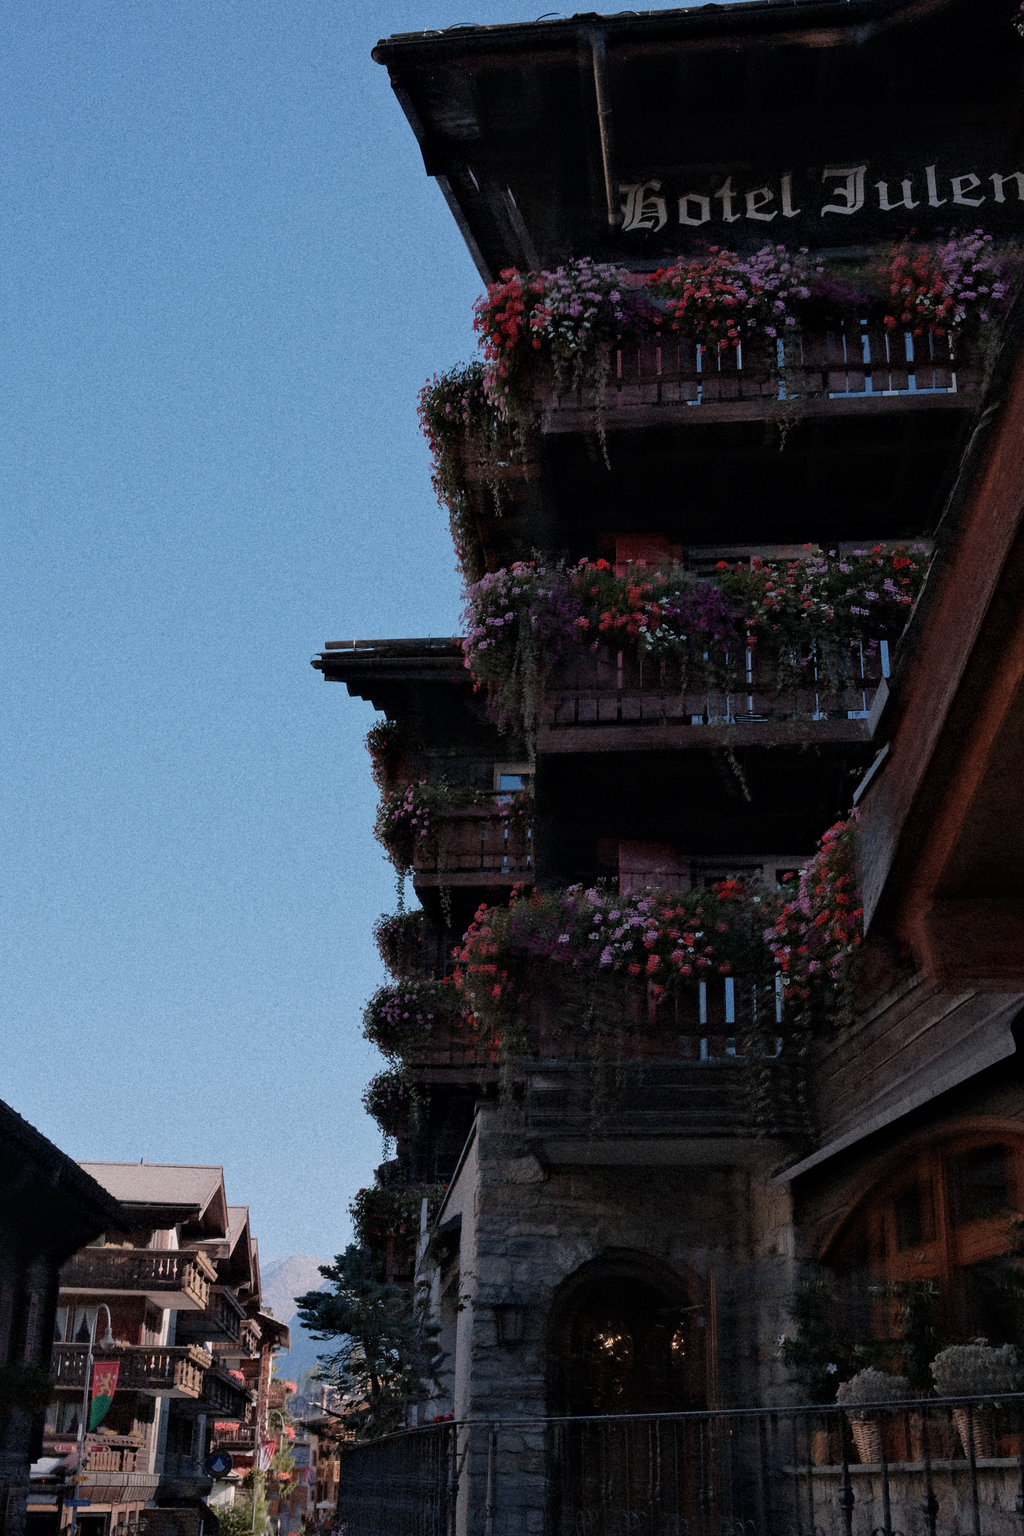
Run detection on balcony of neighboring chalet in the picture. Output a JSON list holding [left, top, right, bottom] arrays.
[[174, 1283, 251, 1347], [58, 1246, 217, 1310], [51, 1342, 211, 1398]]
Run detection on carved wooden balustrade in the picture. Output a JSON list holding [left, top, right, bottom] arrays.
[[51, 1342, 210, 1398], [176, 1283, 246, 1346], [536, 321, 981, 431], [411, 796, 533, 889], [80, 1443, 140, 1473], [59, 1246, 216, 1310], [198, 1364, 253, 1417], [393, 974, 780, 1074], [210, 1423, 258, 1451], [540, 638, 885, 746]]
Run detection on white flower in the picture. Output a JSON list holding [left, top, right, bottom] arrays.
[[826, 1362, 839, 1374]]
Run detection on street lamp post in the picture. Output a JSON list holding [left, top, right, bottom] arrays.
[[70, 1304, 116, 1536], [256, 1409, 289, 1536]]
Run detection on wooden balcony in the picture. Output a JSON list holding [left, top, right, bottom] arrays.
[[398, 975, 778, 1075], [59, 1247, 216, 1311], [78, 1440, 141, 1473], [209, 1313, 262, 1358], [51, 1342, 211, 1398], [536, 322, 981, 434], [175, 1285, 245, 1345], [211, 1423, 257, 1451], [411, 799, 533, 890], [781, 976, 1024, 1182], [76, 1470, 161, 1504], [539, 641, 883, 753], [164, 1363, 251, 1418]]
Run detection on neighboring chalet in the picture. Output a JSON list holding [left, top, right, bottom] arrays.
[[0, 1102, 118, 1536], [30, 1165, 288, 1536], [315, 0, 1024, 1531]]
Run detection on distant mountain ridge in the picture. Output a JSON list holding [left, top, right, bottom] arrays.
[[261, 1254, 330, 1384]]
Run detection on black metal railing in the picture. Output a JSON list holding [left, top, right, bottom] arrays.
[[336, 1421, 457, 1536], [334, 1397, 1024, 1536]]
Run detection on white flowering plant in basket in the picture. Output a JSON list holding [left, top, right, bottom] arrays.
[[930, 1342, 1021, 1399], [835, 1367, 911, 1421]]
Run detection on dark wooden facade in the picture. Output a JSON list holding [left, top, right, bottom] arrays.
[[0, 1102, 118, 1536], [315, 0, 1024, 1469]]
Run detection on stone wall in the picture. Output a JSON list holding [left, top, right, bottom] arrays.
[[428, 1106, 799, 1536]]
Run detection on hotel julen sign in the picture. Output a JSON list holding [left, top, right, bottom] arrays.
[[617, 158, 1024, 246]]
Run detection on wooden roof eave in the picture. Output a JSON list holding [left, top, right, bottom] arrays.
[[372, 0, 961, 71], [858, 297, 1024, 986], [375, 0, 973, 280]]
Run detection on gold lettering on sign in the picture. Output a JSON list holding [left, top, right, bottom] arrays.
[[714, 176, 741, 223], [821, 165, 866, 216], [925, 165, 946, 208], [620, 181, 667, 232], [744, 185, 777, 221], [876, 178, 919, 211], [991, 171, 1024, 202], [952, 173, 985, 206], [678, 193, 711, 226]]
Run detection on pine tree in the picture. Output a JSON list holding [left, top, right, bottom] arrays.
[[295, 1245, 441, 1439]]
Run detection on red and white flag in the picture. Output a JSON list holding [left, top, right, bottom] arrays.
[[256, 1438, 277, 1472]]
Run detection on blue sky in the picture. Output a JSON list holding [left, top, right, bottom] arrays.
[[0, 0, 719, 1262]]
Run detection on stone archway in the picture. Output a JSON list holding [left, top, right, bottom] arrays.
[[547, 1249, 707, 1415]]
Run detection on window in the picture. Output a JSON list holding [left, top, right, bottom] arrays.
[[493, 763, 533, 794], [825, 1134, 1024, 1346]]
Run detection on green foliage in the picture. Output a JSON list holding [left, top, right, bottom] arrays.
[[217, 1477, 267, 1536], [350, 1184, 447, 1274], [215, 1501, 256, 1536], [362, 1068, 414, 1142], [294, 1245, 442, 1439], [365, 721, 408, 794], [873, 1279, 941, 1391], [362, 978, 471, 1061], [417, 361, 529, 584], [373, 908, 432, 980], [0, 1361, 54, 1415], [782, 1280, 860, 1404]]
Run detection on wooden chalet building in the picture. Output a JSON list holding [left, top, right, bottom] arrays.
[[29, 1166, 288, 1536], [315, 0, 1024, 1530], [0, 1102, 118, 1536]]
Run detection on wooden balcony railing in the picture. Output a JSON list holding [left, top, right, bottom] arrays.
[[209, 1314, 262, 1358], [175, 1284, 246, 1346], [211, 1423, 258, 1450], [540, 640, 885, 744], [59, 1247, 216, 1311], [537, 322, 981, 431], [51, 1342, 210, 1398], [198, 1364, 252, 1417], [411, 799, 533, 889], [84, 1446, 139, 1473], [393, 976, 780, 1073]]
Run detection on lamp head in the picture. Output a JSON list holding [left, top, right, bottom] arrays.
[[98, 1323, 116, 1352]]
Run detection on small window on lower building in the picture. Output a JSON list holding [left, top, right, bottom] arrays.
[[949, 1145, 1011, 1226], [494, 763, 533, 793], [824, 1134, 1024, 1353]]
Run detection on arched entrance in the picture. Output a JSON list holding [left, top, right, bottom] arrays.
[[548, 1251, 707, 1415], [546, 1254, 710, 1536]]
